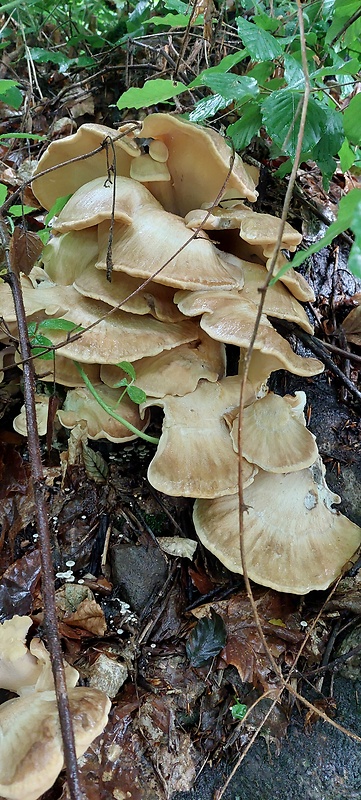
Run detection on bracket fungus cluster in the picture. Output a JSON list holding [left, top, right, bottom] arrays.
[[0, 615, 111, 800], [1, 113, 360, 593]]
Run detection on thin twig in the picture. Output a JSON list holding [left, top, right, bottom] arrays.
[[0, 219, 83, 800]]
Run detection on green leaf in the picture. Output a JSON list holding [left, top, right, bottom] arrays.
[[348, 240, 361, 279], [126, 385, 147, 405], [231, 701, 248, 721], [82, 444, 109, 483], [348, 197, 361, 279], [30, 47, 72, 68], [38, 229, 51, 245], [189, 94, 229, 122], [261, 91, 327, 160], [236, 16, 283, 61], [144, 12, 193, 27], [339, 139, 355, 172], [0, 79, 22, 110], [343, 95, 361, 146], [283, 54, 305, 90], [186, 608, 227, 667], [112, 377, 129, 388], [227, 103, 262, 150], [0, 183, 8, 206], [117, 79, 186, 110], [117, 361, 136, 381], [27, 321, 38, 337], [44, 194, 72, 225], [312, 59, 360, 79], [201, 73, 259, 103], [8, 204, 37, 216], [273, 189, 361, 279], [0, 132, 46, 141], [189, 49, 247, 88], [38, 318, 83, 333]]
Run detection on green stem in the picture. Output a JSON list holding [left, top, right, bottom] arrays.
[[73, 361, 159, 445]]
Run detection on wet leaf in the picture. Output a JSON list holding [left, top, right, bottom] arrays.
[[186, 608, 227, 667], [82, 444, 109, 483], [0, 550, 40, 621], [9, 227, 43, 276]]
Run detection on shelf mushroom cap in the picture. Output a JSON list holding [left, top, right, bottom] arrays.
[[174, 290, 323, 377], [32, 122, 141, 210], [140, 376, 257, 498], [41, 228, 98, 285], [139, 113, 258, 214], [238, 260, 313, 334], [0, 687, 111, 800], [95, 212, 244, 291], [193, 460, 361, 594], [52, 176, 162, 233], [29, 288, 200, 364], [57, 385, 150, 442], [229, 392, 318, 472], [101, 332, 226, 398], [342, 304, 361, 346], [0, 616, 43, 694], [74, 265, 184, 322]]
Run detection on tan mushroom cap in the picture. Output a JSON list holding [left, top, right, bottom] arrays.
[[175, 290, 323, 377], [41, 228, 98, 285], [140, 377, 257, 498], [193, 460, 361, 594], [0, 616, 42, 694], [229, 392, 318, 472], [238, 260, 313, 334], [0, 278, 72, 323], [96, 214, 244, 291], [13, 395, 50, 437], [29, 354, 101, 388], [342, 304, 361, 346], [215, 228, 315, 303], [130, 152, 171, 182], [101, 332, 226, 398], [184, 206, 302, 255], [32, 122, 141, 210], [74, 264, 184, 322], [139, 113, 258, 214], [52, 176, 162, 233], [0, 687, 111, 800], [57, 384, 150, 442], [35, 287, 199, 364]]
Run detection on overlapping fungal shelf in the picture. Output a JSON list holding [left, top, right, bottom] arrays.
[[2, 113, 360, 593]]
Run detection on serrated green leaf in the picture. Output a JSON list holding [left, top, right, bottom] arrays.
[[126, 385, 147, 404], [38, 229, 51, 245], [0, 183, 8, 206], [82, 444, 109, 483], [227, 103, 262, 150], [189, 94, 229, 122], [236, 16, 283, 60], [312, 59, 360, 79], [283, 54, 305, 90], [186, 608, 227, 667], [30, 47, 72, 67], [44, 194, 72, 225], [9, 204, 37, 217], [343, 95, 361, 146], [31, 347, 53, 360], [201, 73, 258, 103], [117, 79, 186, 110], [30, 333, 53, 349], [261, 91, 327, 159], [38, 318, 83, 333], [117, 361, 136, 380]]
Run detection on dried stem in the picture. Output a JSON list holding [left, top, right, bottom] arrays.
[[0, 218, 84, 800]]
